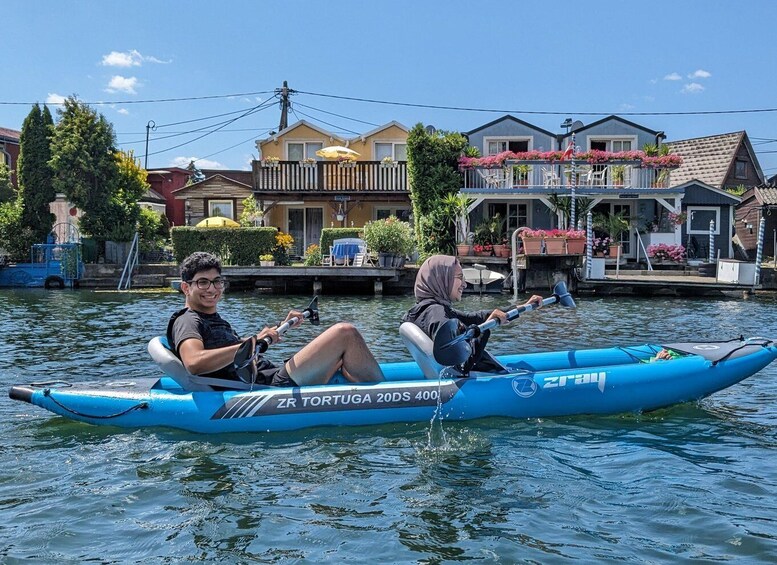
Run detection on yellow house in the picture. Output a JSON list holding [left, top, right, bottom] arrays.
[[253, 120, 411, 255]]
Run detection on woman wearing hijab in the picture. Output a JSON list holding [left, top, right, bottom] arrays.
[[401, 255, 543, 372]]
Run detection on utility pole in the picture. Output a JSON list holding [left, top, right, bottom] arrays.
[[277, 81, 293, 131], [144, 120, 155, 169]]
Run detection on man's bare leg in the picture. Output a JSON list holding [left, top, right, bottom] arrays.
[[284, 322, 384, 385]]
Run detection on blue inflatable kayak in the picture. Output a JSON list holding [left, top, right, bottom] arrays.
[[9, 335, 777, 434]]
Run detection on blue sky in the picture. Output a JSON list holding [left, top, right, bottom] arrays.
[[4, 1, 777, 177]]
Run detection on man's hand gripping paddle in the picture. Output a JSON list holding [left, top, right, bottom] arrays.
[[233, 297, 320, 384], [432, 281, 576, 367]]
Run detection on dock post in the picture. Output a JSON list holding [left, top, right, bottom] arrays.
[[313, 280, 322, 296], [374, 279, 383, 296]]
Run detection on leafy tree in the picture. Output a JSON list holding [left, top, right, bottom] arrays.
[[406, 123, 467, 255], [17, 104, 56, 243], [0, 163, 14, 203], [0, 198, 33, 260], [239, 196, 262, 226], [105, 149, 150, 241], [137, 207, 163, 253], [186, 160, 205, 185], [50, 97, 120, 240]]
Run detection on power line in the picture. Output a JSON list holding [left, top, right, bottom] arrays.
[[194, 129, 275, 163], [291, 107, 361, 136], [0, 91, 275, 106], [293, 101, 380, 127], [296, 89, 777, 117], [138, 98, 277, 159]]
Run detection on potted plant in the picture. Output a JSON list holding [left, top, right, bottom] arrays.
[[442, 193, 474, 256], [512, 164, 531, 187], [594, 212, 630, 257], [380, 155, 397, 168], [611, 165, 625, 187], [592, 236, 612, 257], [262, 156, 280, 168], [519, 228, 546, 255], [544, 228, 567, 255], [259, 253, 275, 267], [565, 229, 586, 254], [647, 243, 686, 265], [473, 243, 494, 257], [300, 157, 317, 168], [363, 217, 415, 267], [338, 156, 357, 168]]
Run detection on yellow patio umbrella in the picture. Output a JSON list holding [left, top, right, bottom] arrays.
[[315, 146, 360, 160], [195, 216, 240, 228]]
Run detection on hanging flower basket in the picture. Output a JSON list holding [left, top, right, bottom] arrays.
[[262, 157, 280, 168]]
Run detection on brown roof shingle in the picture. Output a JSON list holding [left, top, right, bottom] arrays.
[[666, 132, 744, 189], [0, 127, 21, 141]]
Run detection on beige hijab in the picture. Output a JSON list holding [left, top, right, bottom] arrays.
[[414, 255, 459, 305]]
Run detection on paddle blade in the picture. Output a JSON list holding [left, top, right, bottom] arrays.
[[433, 319, 472, 366], [553, 281, 576, 309], [234, 336, 258, 384]]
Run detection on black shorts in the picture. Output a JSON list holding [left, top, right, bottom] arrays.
[[257, 362, 298, 387]]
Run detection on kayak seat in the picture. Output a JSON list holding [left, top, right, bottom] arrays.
[[399, 322, 461, 379], [148, 337, 257, 392]]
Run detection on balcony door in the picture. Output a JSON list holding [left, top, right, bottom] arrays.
[[593, 202, 634, 257], [287, 207, 323, 257]]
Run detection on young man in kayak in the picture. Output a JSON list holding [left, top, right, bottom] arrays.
[[402, 254, 543, 372], [169, 251, 384, 387]]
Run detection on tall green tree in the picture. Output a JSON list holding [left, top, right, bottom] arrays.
[[49, 97, 121, 240], [406, 124, 467, 255], [18, 104, 56, 243], [105, 149, 150, 241], [0, 163, 14, 203]]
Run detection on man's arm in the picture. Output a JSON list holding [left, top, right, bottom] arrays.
[[179, 325, 282, 375]]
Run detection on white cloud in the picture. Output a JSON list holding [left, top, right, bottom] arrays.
[[664, 72, 682, 81], [688, 69, 711, 79], [101, 49, 170, 67], [619, 103, 635, 111], [681, 82, 705, 94], [169, 156, 226, 170], [105, 75, 139, 94], [117, 108, 129, 115], [46, 93, 66, 104]]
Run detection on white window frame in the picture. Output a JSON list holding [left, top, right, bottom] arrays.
[[373, 141, 407, 160], [483, 136, 533, 156], [208, 200, 234, 219], [587, 135, 638, 152], [286, 141, 324, 161], [687, 206, 720, 235]]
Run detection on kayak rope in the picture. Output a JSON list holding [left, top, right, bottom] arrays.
[[42, 388, 148, 419], [710, 338, 772, 366]]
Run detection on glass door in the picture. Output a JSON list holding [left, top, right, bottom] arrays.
[[288, 207, 324, 256]]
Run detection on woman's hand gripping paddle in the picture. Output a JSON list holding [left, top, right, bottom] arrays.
[[432, 281, 576, 367], [233, 297, 320, 384]]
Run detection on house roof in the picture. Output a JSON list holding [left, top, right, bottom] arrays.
[[561, 115, 662, 138], [257, 120, 345, 146], [201, 169, 252, 186], [140, 188, 166, 204], [666, 131, 763, 188], [670, 179, 741, 204], [0, 127, 21, 142], [172, 173, 253, 195], [350, 121, 409, 142], [465, 115, 556, 138]]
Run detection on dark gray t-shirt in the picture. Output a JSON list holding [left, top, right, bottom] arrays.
[[168, 308, 278, 381]]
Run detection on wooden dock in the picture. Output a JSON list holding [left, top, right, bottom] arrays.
[[222, 265, 407, 295], [577, 270, 761, 296]]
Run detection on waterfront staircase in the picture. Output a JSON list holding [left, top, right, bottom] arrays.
[[78, 263, 178, 289]]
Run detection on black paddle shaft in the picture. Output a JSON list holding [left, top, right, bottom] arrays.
[[433, 281, 575, 366]]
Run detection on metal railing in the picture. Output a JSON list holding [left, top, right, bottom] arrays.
[[118, 232, 139, 291]]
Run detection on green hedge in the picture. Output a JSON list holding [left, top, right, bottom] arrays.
[[320, 228, 363, 252], [171, 227, 277, 265]]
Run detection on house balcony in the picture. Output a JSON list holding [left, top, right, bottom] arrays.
[[252, 160, 408, 193], [461, 161, 673, 193]]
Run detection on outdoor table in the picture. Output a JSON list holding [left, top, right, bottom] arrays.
[[332, 239, 363, 265]]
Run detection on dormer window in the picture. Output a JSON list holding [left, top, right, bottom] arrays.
[[735, 159, 747, 179]]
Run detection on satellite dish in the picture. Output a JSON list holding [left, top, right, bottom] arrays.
[[571, 120, 585, 132], [425, 125, 437, 135]]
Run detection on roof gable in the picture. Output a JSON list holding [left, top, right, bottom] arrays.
[[350, 121, 409, 142], [257, 120, 344, 147], [562, 115, 660, 137], [666, 131, 756, 189], [465, 115, 555, 138], [671, 179, 741, 204], [172, 173, 253, 194]]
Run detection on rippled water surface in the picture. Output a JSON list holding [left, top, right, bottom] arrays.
[[1, 289, 776, 563]]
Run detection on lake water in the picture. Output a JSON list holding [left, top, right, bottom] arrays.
[[1, 289, 776, 563]]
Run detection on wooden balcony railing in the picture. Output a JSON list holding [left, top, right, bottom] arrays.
[[252, 160, 408, 192]]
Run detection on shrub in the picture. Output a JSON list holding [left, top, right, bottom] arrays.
[[303, 244, 322, 266], [364, 217, 415, 255], [171, 226, 277, 264]]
